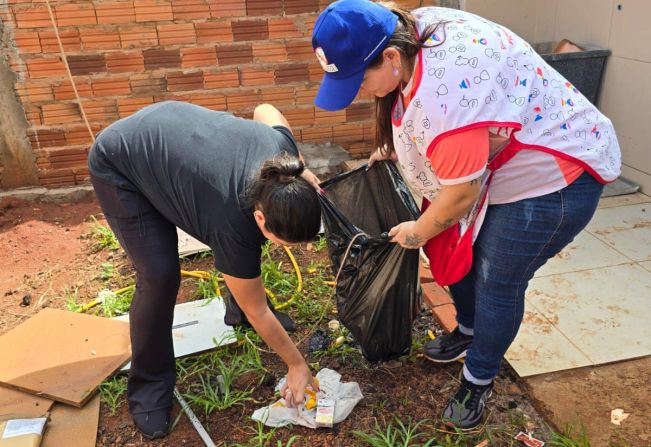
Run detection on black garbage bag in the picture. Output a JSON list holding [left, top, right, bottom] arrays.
[[319, 161, 422, 361]]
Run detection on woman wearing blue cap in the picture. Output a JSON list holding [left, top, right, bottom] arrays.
[[312, 0, 621, 429]]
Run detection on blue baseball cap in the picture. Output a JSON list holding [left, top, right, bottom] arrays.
[[312, 0, 398, 111]]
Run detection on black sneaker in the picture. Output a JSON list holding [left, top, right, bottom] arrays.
[[223, 287, 296, 332], [132, 408, 170, 440], [442, 377, 493, 430], [424, 327, 473, 363]]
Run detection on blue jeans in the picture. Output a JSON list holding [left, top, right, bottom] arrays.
[[449, 171, 603, 382]]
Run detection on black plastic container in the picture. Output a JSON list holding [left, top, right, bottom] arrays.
[[534, 42, 611, 106]]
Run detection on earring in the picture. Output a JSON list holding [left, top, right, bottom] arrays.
[[392, 67, 400, 77]]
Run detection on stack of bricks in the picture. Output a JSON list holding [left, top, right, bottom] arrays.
[[1, 0, 429, 188]]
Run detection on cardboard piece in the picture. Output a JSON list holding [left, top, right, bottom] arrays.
[[115, 298, 236, 371], [0, 389, 52, 420], [177, 228, 211, 257], [0, 309, 130, 407], [0, 417, 47, 447], [41, 394, 100, 447], [553, 38, 584, 54]]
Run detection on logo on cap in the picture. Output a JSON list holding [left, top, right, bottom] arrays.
[[315, 47, 338, 73]]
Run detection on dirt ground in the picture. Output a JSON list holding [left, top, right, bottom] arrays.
[[0, 197, 647, 446]]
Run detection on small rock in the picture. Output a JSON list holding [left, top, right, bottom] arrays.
[[508, 400, 518, 409], [20, 293, 31, 307]]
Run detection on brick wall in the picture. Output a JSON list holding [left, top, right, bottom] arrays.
[[0, 0, 432, 188]]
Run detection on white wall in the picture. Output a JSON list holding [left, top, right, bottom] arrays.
[[464, 0, 651, 192]]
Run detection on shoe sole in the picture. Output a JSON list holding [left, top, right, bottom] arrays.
[[423, 349, 467, 364], [442, 389, 493, 431]]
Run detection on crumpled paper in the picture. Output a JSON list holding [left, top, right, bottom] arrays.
[[252, 368, 363, 428]]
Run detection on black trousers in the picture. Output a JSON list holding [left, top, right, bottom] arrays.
[[90, 174, 179, 415]]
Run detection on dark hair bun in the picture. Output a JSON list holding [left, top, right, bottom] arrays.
[[260, 152, 305, 184]]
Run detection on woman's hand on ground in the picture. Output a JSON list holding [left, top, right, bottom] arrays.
[[300, 168, 322, 191], [367, 146, 398, 168], [388, 220, 427, 249], [280, 362, 319, 408]]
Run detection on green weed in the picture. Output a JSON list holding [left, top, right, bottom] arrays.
[[99, 375, 128, 416], [99, 262, 114, 281], [353, 418, 438, 447], [63, 287, 82, 312], [226, 418, 299, 447], [549, 423, 591, 447], [314, 234, 328, 252], [100, 287, 134, 317], [89, 216, 120, 251]]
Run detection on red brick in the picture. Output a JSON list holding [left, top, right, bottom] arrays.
[[120, 25, 159, 48], [286, 40, 314, 62], [362, 121, 376, 142], [82, 99, 119, 123], [275, 63, 308, 84], [203, 68, 239, 89], [231, 19, 267, 42], [65, 124, 100, 145], [42, 102, 82, 125], [79, 29, 121, 50], [38, 29, 82, 53], [157, 23, 196, 46], [28, 128, 66, 150], [422, 282, 453, 308], [166, 70, 204, 92], [143, 48, 180, 70], [26, 57, 67, 79], [153, 93, 191, 102], [246, 0, 280, 15], [36, 145, 89, 170], [117, 96, 155, 117], [301, 126, 332, 143], [75, 167, 91, 184], [195, 21, 232, 44], [130, 73, 167, 94], [67, 54, 107, 76], [15, 6, 51, 28], [284, 0, 319, 15], [252, 42, 286, 63], [315, 108, 346, 125], [260, 87, 294, 106], [54, 3, 97, 26], [53, 79, 93, 100], [283, 107, 314, 127], [13, 31, 42, 54], [15, 81, 54, 103], [208, 0, 245, 18], [96, 1, 136, 24], [25, 108, 43, 126], [420, 261, 434, 284], [308, 62, 323, 82], [332, 123, 365, 143], [432, 304, 457, 333], [268, 18, 301, 39], [295, 85, 318, 105], [225, 89, 260, 110], [301, 16, 318, 37], [239, 67, 273, 87], [39, 168, 76, 187], [181, 47, 216, 68], [92, 76, 132, 97], [346, 102, 373, 122], [215, 43, 252, 66], [106, 51, 145, 73], [189, 92, 226, 111], [171, 0, 209, 20], [134, 0, 173, 22]]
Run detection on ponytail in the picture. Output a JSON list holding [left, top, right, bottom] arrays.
[[249, 152, 321, 243], [371, 2, 448, 157]]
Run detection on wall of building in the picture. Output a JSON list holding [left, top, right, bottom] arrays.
[[466, 0, 651, 192], [0, 0, 433, 189]]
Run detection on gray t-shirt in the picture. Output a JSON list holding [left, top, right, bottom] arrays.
[[88, 101, 299, 278]]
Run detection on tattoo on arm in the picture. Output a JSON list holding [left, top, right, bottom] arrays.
[[405, 233, 423, 247], [434, 218, 455, 231], [469, 178, 480, 185]]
